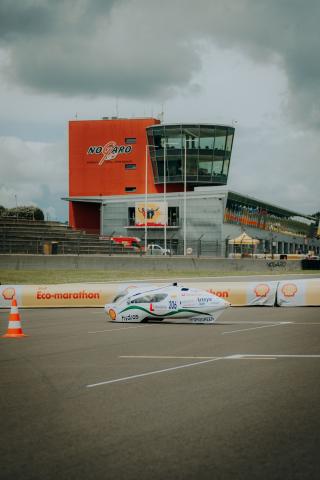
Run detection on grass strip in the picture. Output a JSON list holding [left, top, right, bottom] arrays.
[[1, 269, 320, 285]]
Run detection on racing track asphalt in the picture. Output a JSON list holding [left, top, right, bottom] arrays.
[[1, 305, 320, 480]]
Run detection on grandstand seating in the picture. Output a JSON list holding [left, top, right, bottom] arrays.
[[0, 217, 139, 255]]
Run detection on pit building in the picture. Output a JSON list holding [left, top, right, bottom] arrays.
[[64, 117, 320, 256]]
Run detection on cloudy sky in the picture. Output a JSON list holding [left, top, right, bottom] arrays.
[[0, 0, 319, 221]]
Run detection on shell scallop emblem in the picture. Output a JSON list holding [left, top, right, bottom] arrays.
[[2, 287, 16, 300], [108, 308, 117, 321], [281, 283, 298, 297], [254, 284, 270, 297]]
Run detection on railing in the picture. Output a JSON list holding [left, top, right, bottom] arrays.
[[0, 238, 143, 255], [224, 208, 310, 237]]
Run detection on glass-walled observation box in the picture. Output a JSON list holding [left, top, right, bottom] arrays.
[[146, 124, 234, 186]]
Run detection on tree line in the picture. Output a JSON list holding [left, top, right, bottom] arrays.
[[0, 205, 44, 220]]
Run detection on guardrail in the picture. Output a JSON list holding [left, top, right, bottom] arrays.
[[1, 278, 319, 308]]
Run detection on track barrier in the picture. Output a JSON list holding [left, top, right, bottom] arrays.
[[277, 278, 320, 306], [0, 279, 319, 309]]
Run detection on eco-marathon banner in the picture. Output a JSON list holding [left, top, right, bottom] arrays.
[[188, 281, 278, 306], [135, 202, 167, 227], [0, 284, 117, 308], [0, 279, 319, 308]]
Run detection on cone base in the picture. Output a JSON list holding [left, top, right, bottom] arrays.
[[2, 333, 27, 338]]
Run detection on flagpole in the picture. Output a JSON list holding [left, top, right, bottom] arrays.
[[144, 144, 148, 253]]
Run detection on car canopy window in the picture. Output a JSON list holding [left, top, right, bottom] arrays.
[[130, 293, 168, 303]]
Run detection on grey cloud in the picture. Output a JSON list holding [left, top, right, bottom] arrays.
[[229, 125, 320, 214], [1, 0, 320, 127], [0, 136, 68, 219]]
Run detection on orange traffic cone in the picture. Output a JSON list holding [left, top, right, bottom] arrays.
[[2, 298, 27, 338]]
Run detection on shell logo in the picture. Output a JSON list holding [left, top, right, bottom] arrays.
[[281, 283, 298, 297], [254, 284, 270, 297], [108, 308, 117, 321], [2, 287, 16, 300]]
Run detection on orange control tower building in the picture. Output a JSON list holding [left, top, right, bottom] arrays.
[[67, 117, 234, 233]]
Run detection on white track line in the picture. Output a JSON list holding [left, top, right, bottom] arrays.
[[88, 325, 153, 334], [218, 321, 293, 324], [222, 322, 291, 335], [120, 355, 277, 361], [86, 353, 320, 389], [119, 355, 217, 359], [230, 354, 320, 359], [86, 357, 225, 388]]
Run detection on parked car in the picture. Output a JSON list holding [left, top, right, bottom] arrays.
[[147, 244, 171, 255]]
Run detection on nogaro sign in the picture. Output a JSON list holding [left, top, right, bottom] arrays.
[[87, 141, 132, 165]]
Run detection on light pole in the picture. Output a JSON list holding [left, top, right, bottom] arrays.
[[163, 140, 180, 255], [144, 144, 158, 253], [184, 138, 187, 256], [144, 144, 149, 254], [164, 141, 167, 255], [183, 137, 193, 256]]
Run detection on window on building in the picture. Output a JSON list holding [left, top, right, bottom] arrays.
[[168, 207, 179, 226], [125, 187, 136, 192], [125, 163, 136, 170], [212, 160, 223, 175], [128, 207, 135, 226], [214, 127, 227, 156], [199, 126, 215, 150]]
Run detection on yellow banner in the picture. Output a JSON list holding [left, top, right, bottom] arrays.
[[135, 202, 167, 226], [0, 280, 319, 308], [187, 282, 277, 306], [0, 284, 117, 308]]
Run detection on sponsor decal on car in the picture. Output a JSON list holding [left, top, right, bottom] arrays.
[[121, 313, 139, 322], [197, 297, 212, 305], [192, 316, 215, 323], [108, 308, 117, 321]]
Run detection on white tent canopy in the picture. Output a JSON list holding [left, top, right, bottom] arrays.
[[228, 232, 260, 245]]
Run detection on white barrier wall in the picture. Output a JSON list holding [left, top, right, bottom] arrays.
[[0, 281, 279, 308], [0, 283, 117, 308], [277, 279, 320, 306], [187, 282, 277, 306]]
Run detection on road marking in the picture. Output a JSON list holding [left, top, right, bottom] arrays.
[[86, 353, 320, 388], [119, 355, 218, 360], [229, 354, 320, 359], [86, 357, 225, 388], [120, 355, 278, 361], [88, 325, 154, 334], [285, 323, 320, 325], [232, 357, 277, 360], [218, 321, 294, 325], [221, 322, 291, 335]]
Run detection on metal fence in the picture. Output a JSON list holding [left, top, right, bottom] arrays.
[[0, 237, 225, 257]]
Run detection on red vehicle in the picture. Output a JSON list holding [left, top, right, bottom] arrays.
[[111, 236, 142, 251]]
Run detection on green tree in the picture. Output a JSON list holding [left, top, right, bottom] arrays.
[[5, 206, 44, 220]]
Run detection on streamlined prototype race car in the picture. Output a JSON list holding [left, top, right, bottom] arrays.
[[105, 283, 230, 324]]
